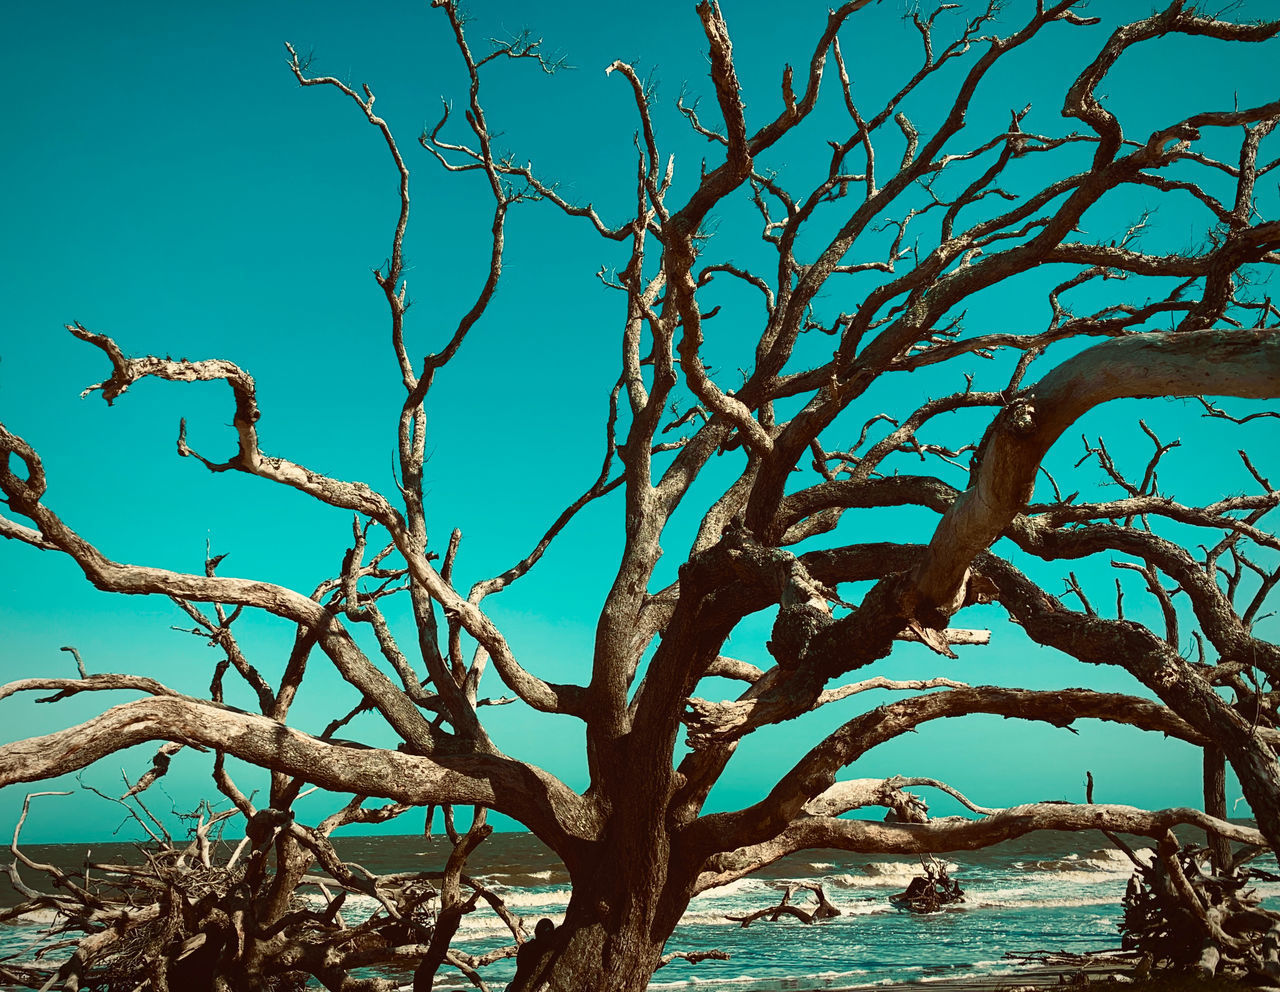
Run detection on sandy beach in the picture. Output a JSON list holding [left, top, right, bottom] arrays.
[[847, 962, 1128, 990], [832, 961, 1249, 992], [723, 955, 1242, 992]]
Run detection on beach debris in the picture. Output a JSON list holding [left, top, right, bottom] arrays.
[[657, 949, 731, 967], [1001, 949, 1146, 986], [725, 882, 842, 927], [890, 855, 964, 913], [1118, 830, 1280, 982], [0, 790, 528, 992]]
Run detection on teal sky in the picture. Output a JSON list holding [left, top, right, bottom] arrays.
[[2, 1, 1277, 843]]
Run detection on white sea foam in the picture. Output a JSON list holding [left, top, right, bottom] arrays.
[[650, 975, 764, 990], [992, 868, 1129, 887], [828, 860, 960, 887], [453, 912, 564, 941], [491, 886, 573, 909], [1084, 848, 1154, 872], [916, 969, 1019, 985], [690, 876, 760, 901], [832, 900, 896, 916], [295, 886, 569, 943], [7, 908, 61, 925], [971, 894, 1121, 910], [1019, 847, 1153, 876]]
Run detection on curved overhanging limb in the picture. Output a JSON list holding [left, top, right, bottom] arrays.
[[695, 801, 1266, 893], [913, 328, 1280, 615], [978, 552, 1280, 852], [675, 328, 1280, 752], [685, 684, 1219, 860], [0, 696, 599, 859]]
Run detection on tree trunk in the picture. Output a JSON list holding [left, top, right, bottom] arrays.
[[1204, 746, 1230, 875], [507, 835, 692, 992], [512, 895, 670, 992]]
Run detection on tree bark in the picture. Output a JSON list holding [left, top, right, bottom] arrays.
[[508, 877, 672, 992], [1204, 746, 1231, 875]]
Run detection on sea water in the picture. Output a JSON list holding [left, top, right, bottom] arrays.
[[2, 828, 1275, 990]]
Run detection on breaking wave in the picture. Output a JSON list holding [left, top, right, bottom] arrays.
[[4, 829, 1276, 991]]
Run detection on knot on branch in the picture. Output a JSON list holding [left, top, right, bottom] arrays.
[[879, 777, 931, 824], [968, 397, 1039, 482], [767, 602, 829, 668], [683, 697, 756, 749], [1008, 399, 1037, 434], [1141, 122, 1200, 163], [246, 807, 295, 846], [727, 530, 842, 605]]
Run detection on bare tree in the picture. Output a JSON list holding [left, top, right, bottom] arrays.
[[0, 790, 526, 992], [3, 1, 1280, 988]]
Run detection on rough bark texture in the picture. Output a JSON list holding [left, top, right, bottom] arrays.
[[2, 1, 1280, 988], [1205, 748, 1231, 875]]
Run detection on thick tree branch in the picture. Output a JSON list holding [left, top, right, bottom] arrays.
[[695, 803, 1265, 893], [0, 697, 598, 860]]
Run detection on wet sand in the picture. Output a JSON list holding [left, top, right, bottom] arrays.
[[737, 957, 1257, 992], [844, 961, 1128, 990], [829, 961, 1250, 992]]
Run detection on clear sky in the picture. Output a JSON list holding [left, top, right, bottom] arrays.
[[2, 0, 1277, 843]]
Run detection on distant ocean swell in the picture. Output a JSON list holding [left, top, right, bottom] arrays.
[[2, 832, 1276, 990]]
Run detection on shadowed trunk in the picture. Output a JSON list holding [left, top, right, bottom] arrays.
[[1204, 747, 1231, 875], [510, 835, 690, 992]]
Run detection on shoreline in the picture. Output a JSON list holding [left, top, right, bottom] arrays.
[[712, 957, 1140, 992], [847, 961, 1130, 990], [739, 961, 1255, 992]]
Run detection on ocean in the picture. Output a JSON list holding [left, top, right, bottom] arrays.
[[2, 828, 1275, 990]]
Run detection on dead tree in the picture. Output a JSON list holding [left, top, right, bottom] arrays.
[[891, 856, 964, 914], [1119, 832, 1280, 982], [3, 2, 1280, 989], [726, 882, 841, 927], [0, 789, 527, 991]]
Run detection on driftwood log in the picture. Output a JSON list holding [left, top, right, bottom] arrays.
[[1119, 831, 1280, 982], [0, 791, 520, 992], [726, 883, 842, 927], [890, 856, 965, 914]]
